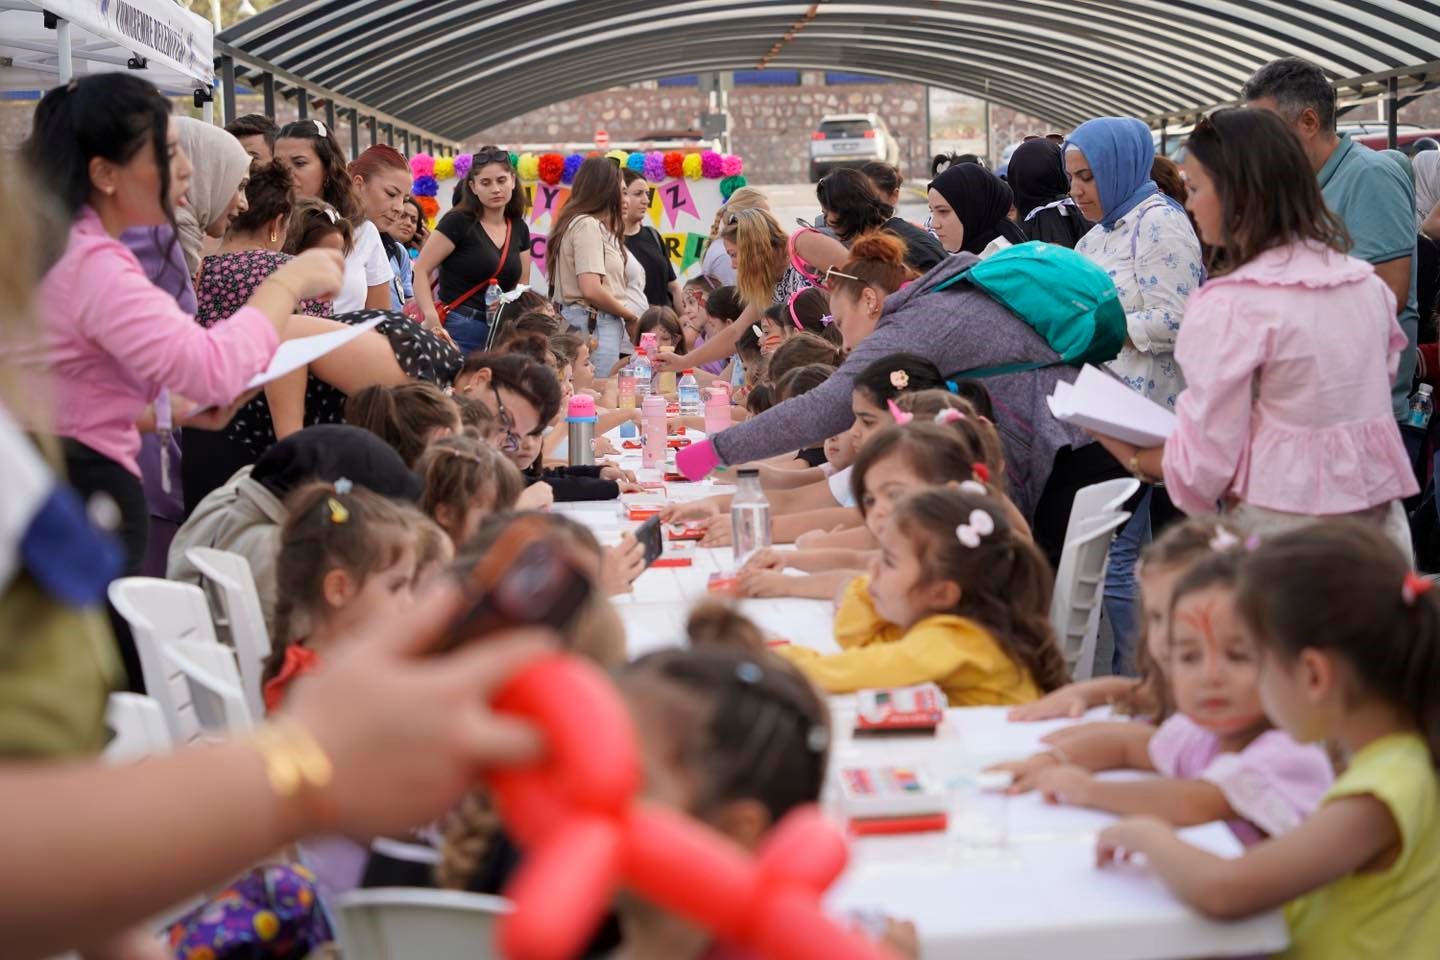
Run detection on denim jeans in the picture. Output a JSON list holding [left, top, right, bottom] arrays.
[[560, 303, 629, 375], [1103, 488, 1152, 676], [443, 305, 489, 356]]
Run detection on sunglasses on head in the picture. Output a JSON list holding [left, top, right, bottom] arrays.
[[471, 148, 510, 166], [822, 265, 860, 286]]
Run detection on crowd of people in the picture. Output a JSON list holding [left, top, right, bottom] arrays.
[[4, 52, 1440, 959]]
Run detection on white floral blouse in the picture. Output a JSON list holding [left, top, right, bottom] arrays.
[[1075, 193, 1204, 409]]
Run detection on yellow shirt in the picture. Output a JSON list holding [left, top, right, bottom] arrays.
[[778, 576, 1041, 706], [1282, 732, 1440, 960]]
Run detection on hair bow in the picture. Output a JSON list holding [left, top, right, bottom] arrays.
[[312, 118, 329, 139], [1209, 527, 1240, 552], [956, 480, 988, 496], [972, 463, 991, 484], [934, 408, 966, 425], [1402, 570, 1433, 607], [955, 509, 995, 549], [886, 399, 913, 425], [819, 314, 835, 327], [889, 370, 909, 390]]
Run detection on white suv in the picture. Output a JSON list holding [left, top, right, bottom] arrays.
[[808, 113, 899, 182]]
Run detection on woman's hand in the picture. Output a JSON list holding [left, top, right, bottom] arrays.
[[699, 515, 733, 548], [282, 580, 551, 839], [660, 497, 722, 523], [516, 482, 555, 511], [269, 248, 346, 302], [173, 389, 260, 432], [1008, 687, 1091, 722], [984, 752, 1062, 795], [599, 464, 637, 483], [649, 349, 686, 373], [602, 533, 647, 595], [615, 480, 643, 494]]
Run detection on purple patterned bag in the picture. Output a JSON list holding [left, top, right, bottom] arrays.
[[167, 863, 332, 959]]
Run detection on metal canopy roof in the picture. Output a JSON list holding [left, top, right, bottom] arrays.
[[220, 0, 1440, 142]]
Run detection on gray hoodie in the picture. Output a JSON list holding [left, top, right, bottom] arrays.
[[711, 253, 1092, 518]]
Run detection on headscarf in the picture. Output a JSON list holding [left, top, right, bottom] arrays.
[[1065, 117, 1180, 229], [250, 424, 421, 502], [927, 162, 1028, 256], [120, 225, 196, 314], [1417, 151, 1440, 231], [173, 116, 253, 274], [1006, 139, 1071, 218]]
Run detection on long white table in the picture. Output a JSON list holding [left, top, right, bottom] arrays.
[[551, 440, 1288, 959]]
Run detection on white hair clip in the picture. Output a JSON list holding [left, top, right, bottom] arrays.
[[956, 480, 987, 497], [934, 408, 966, 425], [955, 508, 995, 548], [751, 323, 764, 339], [333, 477, 353, 495], [889, 369, 910, 390], [1209, 527, 1240, 552], [312, 118, 329, 139]]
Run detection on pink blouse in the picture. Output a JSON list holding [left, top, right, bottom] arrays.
[[20, 207, 279, 476], [1149, 713, 1333, 847], [1162, 241, 1418, 516]]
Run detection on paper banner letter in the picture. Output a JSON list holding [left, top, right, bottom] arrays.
[[681, 233, 707, 273], [524, 184, 536, 219], [530, 233, 548, 280], [536, 184, 570, 221], [648, 185, 663, 229], [659, 178, 699, 229]]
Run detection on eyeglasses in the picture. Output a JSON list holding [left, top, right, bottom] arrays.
[[491, 385, 522, 453]]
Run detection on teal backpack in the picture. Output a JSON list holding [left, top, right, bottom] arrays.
[[931, 241, 1126, 380]]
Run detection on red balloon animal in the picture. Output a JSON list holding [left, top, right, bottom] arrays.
[[483, 653, 893, 960]]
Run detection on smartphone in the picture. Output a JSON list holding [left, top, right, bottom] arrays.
[[636, 514, 664, 568], [441, 516, 592, 651]]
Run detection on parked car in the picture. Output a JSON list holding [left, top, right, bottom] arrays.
[[809, 113, 900, 182]]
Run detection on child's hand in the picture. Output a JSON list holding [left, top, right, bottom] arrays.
[[516, 482, 554, 511], [700, 515, 733, 547], [599, 463, 637, 483], [592, 436, 618, 457], [878, 918, 919, 960], [661, 498, 720, 523], [738, 568, 790, 598], [602, 533, 647, 595], [1042, 720, 1148, 750], [1009, 686, 1091, 721], [795, 524, 850, 549], [1034, 765, 1096, 807], [741, 548, 786, 573], [1096, 816, 1172, 867], [984, 752, 1062, 794]]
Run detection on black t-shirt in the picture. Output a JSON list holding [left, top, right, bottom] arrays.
[[797, 446, 828, 468], [883, 216, 947, 273], [434, 209, 531, 303], [624, 226, 677, 307]]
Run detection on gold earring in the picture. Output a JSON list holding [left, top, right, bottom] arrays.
[[104, 186, 115, 196], [269, 229, 278, 243]]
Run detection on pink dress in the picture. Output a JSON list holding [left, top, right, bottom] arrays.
[[1148, 713, 1334, 846], [1162, 240, 1417, 517]]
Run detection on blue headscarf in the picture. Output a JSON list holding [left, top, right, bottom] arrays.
[[1065, 117, 1180, 229]]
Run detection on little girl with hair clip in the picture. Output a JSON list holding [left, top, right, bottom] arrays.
[[416, 434, 525, 548], [993, 548, 1333, 847], [778, 485, 1066, 707], [262, 481, 422, 712], [1095, 521, 1440, 955]]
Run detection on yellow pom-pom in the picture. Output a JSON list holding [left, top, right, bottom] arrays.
[[605, 148, 629, 166], [682, 153, 703, 180], [253, 910, 280, 941], [434, 155, 456, 180], [518, 152, 540, 181]]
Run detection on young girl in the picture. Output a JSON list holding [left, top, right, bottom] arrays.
[[262, 483, 421, 712], [779, 485, 1066, 706], [766, 333, 847, 388], [343, 381, 462, 469], [769, 287, 841, 348], [416, 434, 525, 548], [1094, 522, 1439, 956], [995, 550, 1333, 847], [1009, 516, 1244, 723], [284, 197, 353, 256]]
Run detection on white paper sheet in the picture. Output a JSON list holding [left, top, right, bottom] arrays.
[[244, 316, 384, 391], [1048, 365, 1178, 447]]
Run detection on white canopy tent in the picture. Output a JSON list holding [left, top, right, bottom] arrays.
[[0, 0, 213, 97]]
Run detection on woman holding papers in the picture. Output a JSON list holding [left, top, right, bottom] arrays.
[[14, 76, 343, 576], [1086, 109, 1416, 547]]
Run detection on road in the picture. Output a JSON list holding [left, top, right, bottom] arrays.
[[760, 182, 930, 232]]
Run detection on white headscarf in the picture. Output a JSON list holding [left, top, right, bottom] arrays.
[[1415, 151, 1440, 232], [173, 116, 253, 274]]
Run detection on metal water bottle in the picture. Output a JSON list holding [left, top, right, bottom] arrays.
[[566, 394, 598, 467]]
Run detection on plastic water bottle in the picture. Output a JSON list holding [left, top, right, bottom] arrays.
[[1409, 383, 1434, 429], [566, 395, 598, 467], [704, 385, 730, 436], [633, 349, 653, 399], [483, 279, 502, 327], [730, 468, 771, 567], [617, 357, 636, 410], [642, 394, 667, 470], [678, 369, 703, 417]]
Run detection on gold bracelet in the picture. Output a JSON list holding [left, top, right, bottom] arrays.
[[252, 719, 334, 798]]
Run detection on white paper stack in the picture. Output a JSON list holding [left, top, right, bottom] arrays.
[[244, 316, 385, 390], [1048, 365, 1177, 447]]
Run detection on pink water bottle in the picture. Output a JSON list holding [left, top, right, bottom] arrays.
[[704, 385, 731, 437], [642, 394, 667, 470], [639, 331, 659, 358]]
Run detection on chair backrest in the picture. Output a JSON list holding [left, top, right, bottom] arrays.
[[1050, 510, 1131, 682], [1062, 477, 1140, 549], [163, 639, 254, 740], [332, 888, 511, 960], [102, 692, 173, 763], [108, 577, 225, 744], [185, 547, 272, 718]]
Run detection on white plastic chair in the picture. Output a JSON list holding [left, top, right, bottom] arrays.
[[163, 638, 255, 739], [102, 692, 172, 763], [1050, 510, 1131, 682], [108, 578, 226, 744], [185, 547, 272, 718], [1061, 477, 1140, 549], [332, 888, 511, 960]]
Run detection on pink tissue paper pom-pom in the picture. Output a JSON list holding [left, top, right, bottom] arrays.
[[700, 151, 723, 178], [453, 152, 474, 180], [410, 153, 435, 179], [643, 152, 667, 183], [721, 155, 743, 177]]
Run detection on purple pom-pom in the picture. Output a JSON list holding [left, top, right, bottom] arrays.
[[643, 152, 666, 183], [700, 151, 724, 179], [412, 175, 439, 197], [627, 152, 646, 174], [721, 155, 744, 177], [410, 153, 435, 179], [453, 152, 473, 181], [561, 154, 585, 185]]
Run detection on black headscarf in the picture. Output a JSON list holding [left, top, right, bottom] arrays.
[[928, 163, 1028, 256], [251, 424, 422, 502], [1007, 139, 1071, 218]]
